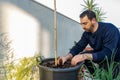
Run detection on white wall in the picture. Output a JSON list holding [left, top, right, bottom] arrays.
[[0, 0, 84, 59]]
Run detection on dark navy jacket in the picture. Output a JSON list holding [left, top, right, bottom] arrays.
[[70, 22, 120, 62]]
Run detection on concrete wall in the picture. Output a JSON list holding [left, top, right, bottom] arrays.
[[0, 0, 84, 58]]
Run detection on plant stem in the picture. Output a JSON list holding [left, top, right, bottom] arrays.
[[54, 0, 57, 66]]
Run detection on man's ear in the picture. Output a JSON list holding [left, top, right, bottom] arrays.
[[92, 18, 96, 23]]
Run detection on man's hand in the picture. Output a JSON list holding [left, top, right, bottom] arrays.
[[57, 57, 67, 65], [71, 53, 93, 66], [57, 53, 73, 65], [71, 54, 86, 66]]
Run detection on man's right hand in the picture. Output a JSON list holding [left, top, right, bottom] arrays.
[[57, 53, 73, 65], [57, 57, 67, 65]]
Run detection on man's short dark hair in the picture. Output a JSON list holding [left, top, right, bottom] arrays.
[[80, 10, 96, 20]]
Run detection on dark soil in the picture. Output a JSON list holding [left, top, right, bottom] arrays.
[[40, 59, 74, 68]]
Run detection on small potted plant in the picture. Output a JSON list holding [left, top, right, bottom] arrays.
[[39, 58, 83, 80]]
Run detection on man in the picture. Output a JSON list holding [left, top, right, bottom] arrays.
[[58, 10, 120, 77]]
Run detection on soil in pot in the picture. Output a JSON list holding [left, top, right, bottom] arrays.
[[40, 59, 77, 68]]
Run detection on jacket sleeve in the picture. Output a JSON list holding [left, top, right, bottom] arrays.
[[70, 32, 88, 56]]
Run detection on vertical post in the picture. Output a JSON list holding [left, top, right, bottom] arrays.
[[54, 0, 57, 66]]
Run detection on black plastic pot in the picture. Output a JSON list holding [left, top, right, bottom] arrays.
[[39, 58, 83, 80]]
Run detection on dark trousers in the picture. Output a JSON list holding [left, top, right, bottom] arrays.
[[84, 60, 120, 79]]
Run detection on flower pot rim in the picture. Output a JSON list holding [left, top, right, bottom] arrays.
[[39, 58, 84, 72]]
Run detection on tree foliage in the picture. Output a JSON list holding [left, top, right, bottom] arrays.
[[81, 0, 106, 22]]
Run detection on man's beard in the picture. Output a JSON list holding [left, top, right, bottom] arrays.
[[89, 24, 94, 32], [85, 24, 94, 32]]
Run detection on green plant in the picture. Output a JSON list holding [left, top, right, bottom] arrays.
[[5, 54, 42, 80], [0, 33, 14, 62], [81, 0, 97, 10], [0, 33, 13, 80], [0, 33, 42, 80], [81, 0, 106, 22], [82, 57, 120, 80]]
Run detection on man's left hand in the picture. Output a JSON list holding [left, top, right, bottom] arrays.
[[71, 53, 93, 66]]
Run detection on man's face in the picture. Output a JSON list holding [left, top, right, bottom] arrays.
[[80, 15, 94, 32]]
